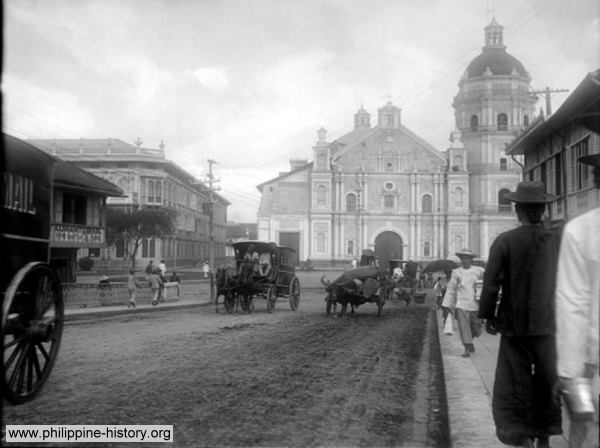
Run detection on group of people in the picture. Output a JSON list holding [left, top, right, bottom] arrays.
[[126, 259, 181, 307], [438, 154, 599, 448]]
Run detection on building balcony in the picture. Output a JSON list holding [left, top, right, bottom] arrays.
[[51, 223, 106, 248]]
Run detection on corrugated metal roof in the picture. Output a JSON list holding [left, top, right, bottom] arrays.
[[53, 161, 124, 197]]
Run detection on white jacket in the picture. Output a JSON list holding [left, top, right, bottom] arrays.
[[555, 207, 600, 378], [442, 265, 484, 312]]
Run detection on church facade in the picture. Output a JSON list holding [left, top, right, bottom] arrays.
[[257, 20, 535, 265]]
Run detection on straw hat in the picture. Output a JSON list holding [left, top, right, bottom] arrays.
[[455, 248, 477, 259], [503, 181, 556, 203]]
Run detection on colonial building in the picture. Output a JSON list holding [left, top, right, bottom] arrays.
[[506, 70, 600, 220], [31, 138, 230, 269], [257, 19, 536, 265]]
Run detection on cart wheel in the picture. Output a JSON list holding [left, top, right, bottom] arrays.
[[224, 291, 235, 314], [266, 286, 276, 313], [2, 262, 64, 404], [289, 277, 300, 311]]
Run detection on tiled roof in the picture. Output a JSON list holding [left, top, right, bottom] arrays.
[[53, 161, 124, 197]]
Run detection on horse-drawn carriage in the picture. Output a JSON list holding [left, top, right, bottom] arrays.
[[2, 135, 64, 404], [216, 241, 301, 314], [388, 259, 421, 305], [321, 265, 391, 317]]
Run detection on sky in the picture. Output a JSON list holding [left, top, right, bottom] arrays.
[[3, 0, 599, 222]]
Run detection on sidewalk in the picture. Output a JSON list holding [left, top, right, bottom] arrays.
[[437, 309, 569, 448], [64, 294, 212, 322]]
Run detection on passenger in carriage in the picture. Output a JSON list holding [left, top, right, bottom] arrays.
[[240, 244, 259, 275], [258, 252, 272, 277]]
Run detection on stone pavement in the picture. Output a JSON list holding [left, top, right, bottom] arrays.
[[437, 309, 570, 448]]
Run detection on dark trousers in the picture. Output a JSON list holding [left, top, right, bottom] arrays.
[[492, 335, 562, 445]]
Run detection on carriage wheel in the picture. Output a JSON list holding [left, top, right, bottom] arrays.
[[289, 277, 300, 311], [224, 291, 235, 314], [2, 262, 64, 404], [266, 286, 277, 313]]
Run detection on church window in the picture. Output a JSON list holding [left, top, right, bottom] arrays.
[[498, 188, 511, 213], [454, 235, 463, 253], [423, 241, 431, 257], [384, 194, 395, 209], [316, 153, 327, 169], [453, 187, 464, 209], [422, 194, 433, 213], [346, 193, 357, 212], [500, 158, 507, 171], [453, 155, 463, 170], [497, 113, 508, 131], [523, 115, 529, 126], [387, 116, 394, 127], [385, 182, 394, 190], [385, 161, 394, 172], [316, 185, 327, 208], [470, 115, 479, 132], [316, 232, 326, 253], [347, 240, 354, 255]]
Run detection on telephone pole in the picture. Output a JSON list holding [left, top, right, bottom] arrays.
[[206, 159, 219, 303], [531, 87, 569, 116]]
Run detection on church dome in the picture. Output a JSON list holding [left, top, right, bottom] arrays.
[[465, 18, 528, 79], [466, 47, 527, 78]]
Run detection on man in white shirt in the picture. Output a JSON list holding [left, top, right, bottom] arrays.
[[555, 153, 600, 448], [442, 248, 485, 357]]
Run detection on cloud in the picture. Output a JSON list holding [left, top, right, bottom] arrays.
[[188, 67, 230, 92]]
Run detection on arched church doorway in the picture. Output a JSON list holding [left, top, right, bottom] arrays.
[[374, 231, 403, 269]]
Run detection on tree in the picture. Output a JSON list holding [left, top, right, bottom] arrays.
[[106, 206, 177, 268]]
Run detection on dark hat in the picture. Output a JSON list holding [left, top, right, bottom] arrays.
[[503, 181, 556, 203], [579, 153, 600, 166], [455, 248, 477, 259]]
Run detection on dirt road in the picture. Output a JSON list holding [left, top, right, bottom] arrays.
[[4, 292, 448, 447]]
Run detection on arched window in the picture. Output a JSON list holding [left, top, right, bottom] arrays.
[[453, 155, 463, 170], [453, 187, 464, 209], [384, 194, 395, 209], [316, 185, 327, 208], [497, 113, 508, 131], [421, 194, 433, 213], [423, 241, 431, 257], [347, 240, 354, 255], [346, 193, 357, 212], [316, 233, 326, 253], [470, 115, 479, 132], [454, 235, 464, 253], [498, 188, 512, 212], [523, 115, 529, 126]]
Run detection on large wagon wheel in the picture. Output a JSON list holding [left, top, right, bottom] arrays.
[[2, 262, 64, 404], [289, 277, 300, 311], [266, 286, 277, 313]]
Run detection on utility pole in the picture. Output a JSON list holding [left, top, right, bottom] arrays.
[[206, 159, 219, 304], [531, 87, 569, 116]]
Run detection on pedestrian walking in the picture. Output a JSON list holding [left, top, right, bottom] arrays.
[[555, 153, 600, 448], [150, 267, 164, 306], [442, 248, 484, 357], [127, 269, 143, 308], [202, 261, 210, 279], [351, 257, 358, 269], [433, 276, 447, 309], [145, 260, 154, 285], [479, 181, 562, 448]]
